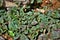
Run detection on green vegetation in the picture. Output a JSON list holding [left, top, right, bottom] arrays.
[[0, 0, 60, 40]]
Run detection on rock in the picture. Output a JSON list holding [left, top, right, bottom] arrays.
[[31, 20, 38, 26], [37, 34, 47, 40], [51, 29, 60, 39], [0, 36, 5, 40], [5, 1, 18, 8]]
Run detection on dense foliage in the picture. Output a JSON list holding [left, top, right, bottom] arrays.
[[0, 0, 60, 40]]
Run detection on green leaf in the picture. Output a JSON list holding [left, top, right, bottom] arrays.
[[31, 0, 34, 4], [37, 0, 42, 3], [8, 31, 14, 37], [20, 34, 29, 40]]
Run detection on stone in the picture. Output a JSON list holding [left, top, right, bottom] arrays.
[[31, 20, 38, 26], [0, 36, 5, 40]]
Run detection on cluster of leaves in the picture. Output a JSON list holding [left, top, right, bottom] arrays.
[[0, 0, 60, 40]]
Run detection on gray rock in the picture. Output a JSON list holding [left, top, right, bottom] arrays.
[[0, 36, 5, 40], [37, 34, 47, 40], [51, 30, 60, 40], [31, 20, 38, 26]]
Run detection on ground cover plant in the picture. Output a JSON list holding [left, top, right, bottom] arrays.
[[0, 0, 60, 40]]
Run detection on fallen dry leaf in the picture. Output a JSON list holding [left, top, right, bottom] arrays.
[[2, 33, 13, 40], [41, 0, 50, 7], [41, 0, 60, 10], [34, 8, 46, 13], [7, 36, 13, 40], [50, 0, 60, 10]]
